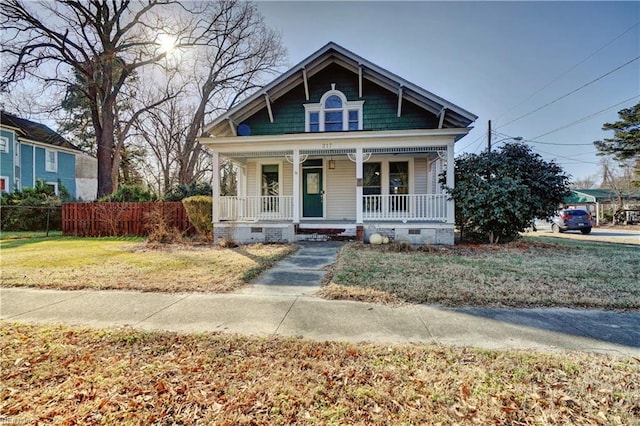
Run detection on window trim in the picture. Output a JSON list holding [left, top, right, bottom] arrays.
[[0, 176, 8, 192], [255, 160, 283, 197], [45, 181, 59, 195], [0, 136, 8, 153], [304, 88, 364, 132], [45, 149, 57, 172]]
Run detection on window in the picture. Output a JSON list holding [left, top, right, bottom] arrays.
[[304, 86, 364, 132], [0, 177, 7, 192], [46, 181, 58, 195], [363, 162, 381, 213], [389, 161, 409, 212], [46, 149, 57, 172], [0, 137, 8, 153], [261, 164, 280, 212]]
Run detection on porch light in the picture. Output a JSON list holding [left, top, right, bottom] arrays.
[[328, 158, 336, 169]]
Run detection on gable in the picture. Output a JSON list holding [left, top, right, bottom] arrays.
[[240, 63, 440, 136], [204, 42, 477, 138], [0, 111, 80, 151]]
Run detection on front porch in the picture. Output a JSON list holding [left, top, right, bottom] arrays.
[[210, 137, 458, 245], [218, 194, 449, 222]]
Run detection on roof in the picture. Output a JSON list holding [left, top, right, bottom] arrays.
[[204, 42, 478, 137], [0, 110, 81, 151], [564, 188, 640, 203]]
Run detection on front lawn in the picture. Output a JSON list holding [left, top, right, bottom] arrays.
[[0, 236, 296, 292], [324, 238, 640, 310], [1, 323, 638, 424]]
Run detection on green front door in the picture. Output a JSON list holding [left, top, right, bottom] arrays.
[[303, 167, 323, 217]]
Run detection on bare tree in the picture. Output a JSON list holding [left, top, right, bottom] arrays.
[[175, 1, 285, 185], [600, 157, 636, 224], [0, 0, 195, 196], [570, 175, 598, 190], [2, 1, 283, 198]]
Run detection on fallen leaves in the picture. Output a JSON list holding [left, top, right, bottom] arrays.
[[1, 323, 639, 424]]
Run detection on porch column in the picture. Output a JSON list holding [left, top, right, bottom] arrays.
[[212, 150, 220, 223], [356, 147, 364, 224], [446, 142, 455, 224], [292, 149, 300, 224]]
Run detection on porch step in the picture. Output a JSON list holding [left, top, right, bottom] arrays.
[[294, 226, 352, 242]]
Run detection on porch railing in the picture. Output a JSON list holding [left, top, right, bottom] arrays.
[[363, 194, 448, 222], [219, 196, 293, 221]]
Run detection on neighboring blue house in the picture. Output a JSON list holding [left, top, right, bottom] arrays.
[[0, 111, 97, 199]]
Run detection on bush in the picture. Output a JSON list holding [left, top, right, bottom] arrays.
[[182, 196, 213, 240], [99, 185, 157, 202], [145, 205, 184, 245], [164, 182, 212, 202], [0, 180, 67, 231]]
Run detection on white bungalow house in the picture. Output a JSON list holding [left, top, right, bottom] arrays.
[[200, 42, 477, 245]]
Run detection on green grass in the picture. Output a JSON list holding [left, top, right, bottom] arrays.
[[326, 238, 640, 309], [0, 236, 296, 292]]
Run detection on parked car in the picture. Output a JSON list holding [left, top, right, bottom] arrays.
[[551, 209, 593, 234]]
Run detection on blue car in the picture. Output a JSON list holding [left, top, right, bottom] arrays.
[[551, 209, 593, 234]]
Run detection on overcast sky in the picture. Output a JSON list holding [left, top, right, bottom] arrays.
[[257, 1, 640, 183]]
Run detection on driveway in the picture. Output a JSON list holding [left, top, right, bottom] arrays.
[[530, 223, 640, 245]]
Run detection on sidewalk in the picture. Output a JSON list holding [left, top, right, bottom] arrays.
[[1, 242, 639, 356]]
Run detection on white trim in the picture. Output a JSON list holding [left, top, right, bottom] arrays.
[[300, 158, 327, 219], [303, 87, 364, 132], [45, 148, 57, 172], [0, 136, 8, 153], [8, 137, 80, 155], [0, 176, 8, 192], [302, 68, 310, 101], [265, 93, 274, 123], [397, 86, 403, 118], [201, 128, 469, 149], [256, 159, 283, 198], [45, 181, 59, 195]]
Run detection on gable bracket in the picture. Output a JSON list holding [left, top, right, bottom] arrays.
[[397, 85, 404, 118], [227, 118, 237, 136], [302, 68, 310, 101], [437, 107, 447, 129], [264, 93, 274, 123], [358, 63, 363, 98]]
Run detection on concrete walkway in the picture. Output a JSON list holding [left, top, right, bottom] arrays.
[[1, 242, 639, 356]]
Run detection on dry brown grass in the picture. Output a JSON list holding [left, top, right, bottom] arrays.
[[326, 239, 640, 309], [0, 237, 296, 293], [1, 323, 638, 425]]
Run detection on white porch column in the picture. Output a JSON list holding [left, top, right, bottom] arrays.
[[212, 150, 220, 223], [446, 141, 455, 224], [356, 147, 364, 224], [292, 149, 300, 224]]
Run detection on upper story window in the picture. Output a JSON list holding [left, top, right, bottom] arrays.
[[304, 85, 364, 133], [0, 136, 8, 153], [45, 149, 57, 172]]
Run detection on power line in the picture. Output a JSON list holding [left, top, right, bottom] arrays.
[[495, 22, 639, 123], [531, 95, 640, 139], [498, 55, 640, 128]]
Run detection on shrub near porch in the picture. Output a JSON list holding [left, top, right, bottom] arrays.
[[0, 237, 296, 292]]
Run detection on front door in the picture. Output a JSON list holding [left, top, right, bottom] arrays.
[[303, 166, 323, 217]]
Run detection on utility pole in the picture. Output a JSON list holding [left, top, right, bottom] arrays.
[[487, 120, 492, 152]]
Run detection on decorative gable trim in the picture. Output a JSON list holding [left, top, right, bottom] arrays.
[[203, 42, 477, 137]]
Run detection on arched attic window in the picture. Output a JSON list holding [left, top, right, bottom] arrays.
[[304, 85, 364, 132]]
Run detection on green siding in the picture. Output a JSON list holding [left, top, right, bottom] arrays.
[[240, 63, 439, 136]]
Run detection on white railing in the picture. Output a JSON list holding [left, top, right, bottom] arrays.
[[219, 196, 293, 221], [362, 194, 448, 222]]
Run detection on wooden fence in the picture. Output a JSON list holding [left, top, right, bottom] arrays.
[[62, 202, 194, 237]]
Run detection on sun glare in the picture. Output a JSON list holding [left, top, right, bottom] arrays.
[[157, 34, 176, 54]]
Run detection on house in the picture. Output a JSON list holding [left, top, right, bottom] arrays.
[[0, 111, 97, 200], [200, 42, 477, 245]]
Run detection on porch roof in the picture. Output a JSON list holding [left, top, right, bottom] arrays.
[[203, 42, 478, 137]]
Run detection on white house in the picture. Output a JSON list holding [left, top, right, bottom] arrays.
[[200, 42, 477, 245]]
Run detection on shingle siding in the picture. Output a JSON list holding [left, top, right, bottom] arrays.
[[239, 63, 439, 136]]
